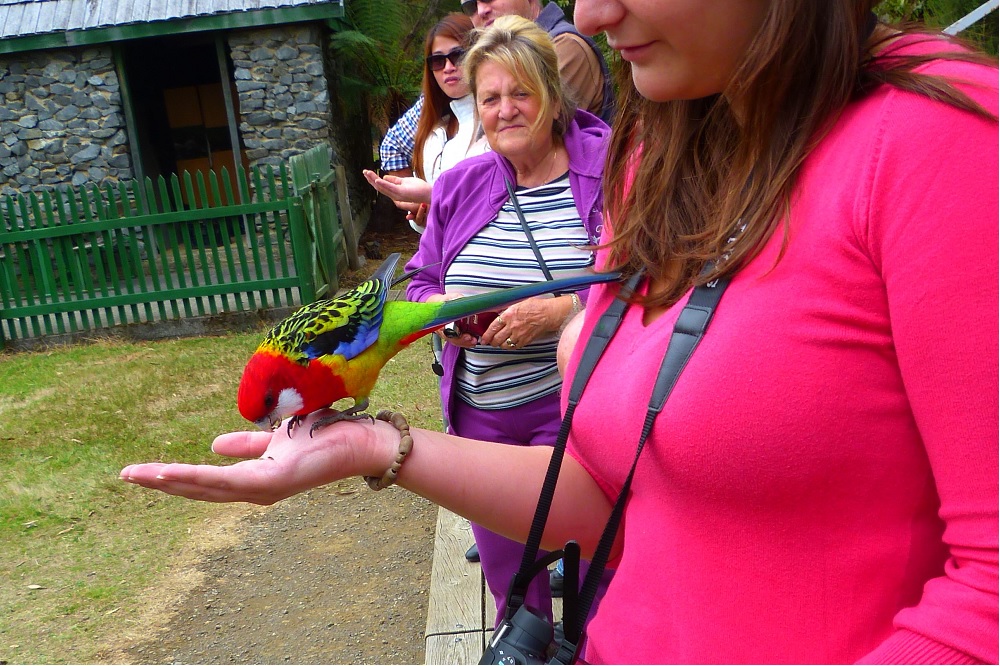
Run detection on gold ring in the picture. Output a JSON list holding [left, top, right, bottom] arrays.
[[505, 338, 516, 348], [495, 316, 505, 328]]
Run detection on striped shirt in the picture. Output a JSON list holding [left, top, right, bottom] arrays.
[[445, 172, 595, 410]]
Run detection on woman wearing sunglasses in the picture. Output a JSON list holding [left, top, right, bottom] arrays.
[[364, 13, 487, 233]]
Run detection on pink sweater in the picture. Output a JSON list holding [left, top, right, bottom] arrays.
[[564, 52, 998, 663]]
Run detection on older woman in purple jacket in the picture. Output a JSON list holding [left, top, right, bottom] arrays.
[[403, 16, 610, 624]]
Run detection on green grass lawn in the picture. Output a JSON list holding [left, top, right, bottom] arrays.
[[0, 333, 441, 664]]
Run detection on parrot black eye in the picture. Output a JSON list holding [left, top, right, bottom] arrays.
[[264, 391, 276, 409]]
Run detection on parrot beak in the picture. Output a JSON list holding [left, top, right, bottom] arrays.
[[255, 416, 279, 432]]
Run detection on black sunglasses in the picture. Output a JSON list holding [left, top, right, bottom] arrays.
[[426, 48, 466, 72], [461, 0, 492, 16]]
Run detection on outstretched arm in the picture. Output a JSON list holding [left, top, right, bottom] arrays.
[[120, 410, 614, 558], [362, 170, 433, 206]]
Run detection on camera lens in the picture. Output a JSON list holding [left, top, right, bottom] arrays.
[[503, 606, 553, 659]]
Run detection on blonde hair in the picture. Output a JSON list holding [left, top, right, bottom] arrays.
[[463, 15, 575, 139]]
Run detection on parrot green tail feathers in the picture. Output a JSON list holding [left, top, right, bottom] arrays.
[[418, 271, 623, 334]]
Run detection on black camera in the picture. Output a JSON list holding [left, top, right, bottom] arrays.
[[481, 543, 583, 665], [480, 605, 553, 665]]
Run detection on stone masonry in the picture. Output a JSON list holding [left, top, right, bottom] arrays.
[[228, 25, 337, 168], [0, 47, 131, 197], [226, 24, 372, 235]]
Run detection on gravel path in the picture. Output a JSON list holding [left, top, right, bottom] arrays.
[[116, 480, 437, 665]]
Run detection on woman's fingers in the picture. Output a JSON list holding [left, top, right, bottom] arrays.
[[120, 458, 293, 505], [119, 462, 169, 483], [211, 430, 273, 459], [483, 308, 533, 348], [393, 199, 420, 212], [362, 170, 401, 200], [478, 310, 508, 346], [363, 171, 404, 199], [484, 298, 560, 348], [121, 413, 378, 505]]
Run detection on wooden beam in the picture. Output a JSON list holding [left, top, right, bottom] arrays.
[[112, 44, 146, 196], [216, 34, 243, 185], [334, 165, 361, 270], [425, 508, 487, 663], [422, 507, 564, 664]]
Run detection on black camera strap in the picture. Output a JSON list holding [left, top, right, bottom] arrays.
[[504, 177, 555, 281], [509, 267, 731, 664]]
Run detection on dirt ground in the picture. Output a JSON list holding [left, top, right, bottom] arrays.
[[111, 483, 439, 665], [107, 225, 450, 665]]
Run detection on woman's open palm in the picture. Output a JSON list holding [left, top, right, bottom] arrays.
[[120, 411, 377, 505]]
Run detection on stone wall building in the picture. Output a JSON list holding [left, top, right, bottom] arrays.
[[0, 47, 128, 190], [0, 0, 371, 230]]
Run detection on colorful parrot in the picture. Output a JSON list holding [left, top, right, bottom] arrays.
[[237, 252, 619, 434]]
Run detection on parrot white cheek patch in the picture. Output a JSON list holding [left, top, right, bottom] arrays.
[[276, 388, 304, 419]]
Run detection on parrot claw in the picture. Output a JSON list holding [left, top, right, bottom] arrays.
[[308, 411, 375, 436], [286, 415, 305, 438], [308, 400, 373, 436]]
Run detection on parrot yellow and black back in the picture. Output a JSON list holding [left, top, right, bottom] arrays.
[[237, 253, 620, 433]]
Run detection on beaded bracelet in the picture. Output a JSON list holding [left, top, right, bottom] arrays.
[[364, 410, 413, 491]]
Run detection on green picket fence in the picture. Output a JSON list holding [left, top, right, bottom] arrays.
[[0, 153, 346, 349], [288, 143, 358, 293]]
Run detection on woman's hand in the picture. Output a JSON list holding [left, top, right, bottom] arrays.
[[362, 170, 433, 206], [408, 203, 429, 230], [120, 411, 397, 505], [479, 295, 572, 350]]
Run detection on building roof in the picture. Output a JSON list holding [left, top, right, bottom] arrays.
[[0, 0, 344, 54]]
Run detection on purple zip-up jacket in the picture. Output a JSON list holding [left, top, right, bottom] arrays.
[[405, 108, 609, 428]]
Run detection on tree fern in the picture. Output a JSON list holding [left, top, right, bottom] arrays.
[[330, 0, 459, 136]]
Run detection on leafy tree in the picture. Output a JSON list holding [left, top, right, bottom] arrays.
[[876, 0, 997, 54], [875, 0, 928, 21], [329, 0, 464, 136], [926, 0, 998, 54], [326, 0, 462, 231], [329, 1, 415, 136]]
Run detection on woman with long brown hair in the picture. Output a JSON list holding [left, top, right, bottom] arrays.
[[364, 13, 487, 232], [124, 3, 997, 662]]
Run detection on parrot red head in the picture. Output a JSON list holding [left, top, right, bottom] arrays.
[[237, 351, 307, 431], [237, 348, 350, 431]]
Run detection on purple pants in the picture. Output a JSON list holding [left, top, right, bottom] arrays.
[[451, 393, 612, 626]]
